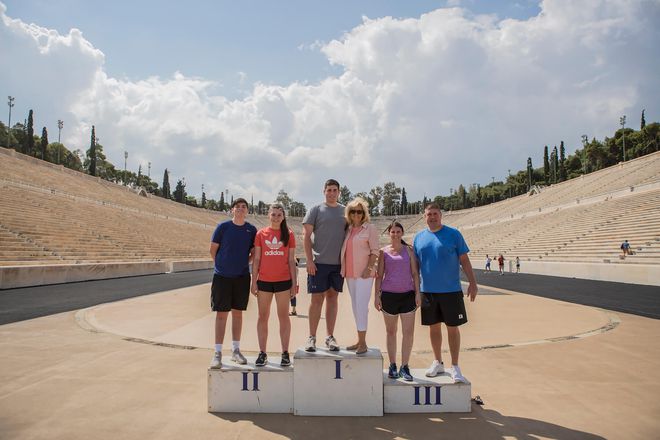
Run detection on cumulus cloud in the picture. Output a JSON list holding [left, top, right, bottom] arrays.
[[1, 1, 658, 207]]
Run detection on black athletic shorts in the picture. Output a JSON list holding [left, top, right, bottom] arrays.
[[420, 291, 467, 326], [211, 274, 251, 312], [257, 279, 292, 293], [381, 291, 417, 315]]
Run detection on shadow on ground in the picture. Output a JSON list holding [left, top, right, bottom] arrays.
[[213, 405, 604, 440]]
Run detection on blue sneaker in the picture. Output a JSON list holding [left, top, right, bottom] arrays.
[[388, 363, 398, 379], [399, 364, 413, 381]]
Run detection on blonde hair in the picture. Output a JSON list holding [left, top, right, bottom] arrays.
[[344, 197, 371, 225]]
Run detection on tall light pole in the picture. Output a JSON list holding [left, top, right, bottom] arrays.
[[57, 120, 63, 164], [7, 96, 15, 148], [491, 176, 495, 203], [124, 151, 128, 185], [620, 115, 627, 162]]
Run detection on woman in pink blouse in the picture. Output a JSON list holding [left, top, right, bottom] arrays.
[[340, 197, 379, 354], [374, 221, 421, 381]]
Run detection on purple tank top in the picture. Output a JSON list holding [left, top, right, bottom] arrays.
[[381, 246, 415, 293]]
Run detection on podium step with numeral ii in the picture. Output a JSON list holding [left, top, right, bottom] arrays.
[[208, 358, 293, 413], [383, 369, 471, 413], [293, 347, 384, 416]]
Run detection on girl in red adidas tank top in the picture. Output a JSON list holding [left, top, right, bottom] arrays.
[[251, 204, 298, 367]]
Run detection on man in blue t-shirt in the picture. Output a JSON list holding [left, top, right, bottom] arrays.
[[209, 198, 257, 369], [413, 203, 478, 383]]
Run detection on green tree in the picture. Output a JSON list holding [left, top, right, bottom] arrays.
[[201, 191, 207, 208], [526, 157, 533, 190], [456, 184, 467, 209], [162, 168, 171, 199], [368, 186, 383, 216], [552, 146, 559, 183], [88, 126, 97, 176], [26, 110, 35, 156], [290, 201, 306, 217], [382, 182, 401, 216], [559, 141, 567, 181], [641, 109, 646, 130], [219, 192, 225, 211], [543, 145, 550, 183], [40, 127, 48, 159], [173, 179, 186, 203], [275, 189, 292, 210], [339, 185, 352, 205], [401, 187, 408, 214]]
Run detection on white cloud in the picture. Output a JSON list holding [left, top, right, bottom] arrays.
[[1, 1, 658, 208]]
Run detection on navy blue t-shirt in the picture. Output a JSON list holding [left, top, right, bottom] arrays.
[[211, 220, 257, 277]]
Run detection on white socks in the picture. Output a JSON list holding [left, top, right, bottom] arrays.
[[232, 341, 240, 351], [215, 344, 222, 353]]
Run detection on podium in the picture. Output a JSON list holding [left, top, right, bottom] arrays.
[[293, 348, 383, 416], [208, 348, 471, 415], [207, 357, 293, 413], [383, 369, 471, 413]]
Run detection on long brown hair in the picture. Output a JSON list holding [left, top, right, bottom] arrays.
[[269, 203, 290, 246]]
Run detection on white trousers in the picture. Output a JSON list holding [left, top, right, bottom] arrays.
[[346, 277, 374, 332]]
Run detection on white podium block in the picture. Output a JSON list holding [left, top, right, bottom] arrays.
[[208, 357, 293, 413], [383, 369, 471, 413], [293, 348, 383, 416]]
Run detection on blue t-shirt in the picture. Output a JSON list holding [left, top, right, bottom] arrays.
[[211, 220, 257, 277], [413, 226, 469, 293]]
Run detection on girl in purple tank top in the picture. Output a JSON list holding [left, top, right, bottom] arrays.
[[374, 221, 421, 381]]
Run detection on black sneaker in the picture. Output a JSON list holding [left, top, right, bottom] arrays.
[[280, 351, 291, 367], [255, 351, 268, 367], [399, 364, 413, 381], [388, 363, 398, 379]]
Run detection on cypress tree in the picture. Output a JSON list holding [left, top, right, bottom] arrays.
[[527, 157, 533, 190], [401, 187, 408, 214], [641, 109, 646, 130], [162, 169, 171, 198], [552, 146, 559, 183], [559, 141, 567, 181], [201, 191, 207, 208], [543, 146, 550, 183], [26, 110, 35, 156], [89, 126, 97, 176], [40, 127, 48, 160]]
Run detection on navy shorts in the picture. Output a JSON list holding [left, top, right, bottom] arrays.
[[308, 263, 343, 294], [420, 291, 467, 326]]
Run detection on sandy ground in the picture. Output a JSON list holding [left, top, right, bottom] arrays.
[[0, 278, 659, 439]]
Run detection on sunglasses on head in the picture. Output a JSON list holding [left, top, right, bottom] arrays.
[[349, 209, 364, 214]]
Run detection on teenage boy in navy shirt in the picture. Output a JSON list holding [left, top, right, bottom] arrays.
[[209, 198, 257, 368]]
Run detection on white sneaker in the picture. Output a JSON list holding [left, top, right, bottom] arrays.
[[305, 335, 316, 352], [451, 365, 467, 383], [425, 360, 444, 377], [231, 348, 247, 365], [210, 351, 222, 369]]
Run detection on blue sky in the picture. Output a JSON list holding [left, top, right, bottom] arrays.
[[4, 1, 540, 93], [1, 1, 657, 206]]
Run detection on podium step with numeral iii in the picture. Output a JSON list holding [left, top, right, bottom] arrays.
[[383, 369, 471, 413], [207, 358, 293, 413], [293, 347, 384, 416]]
